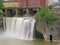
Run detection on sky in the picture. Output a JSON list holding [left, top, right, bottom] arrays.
[[54, 0, 58, 2]]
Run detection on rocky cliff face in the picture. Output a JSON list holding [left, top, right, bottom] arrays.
[[35, 20, 60, 42], [35, 21, 50, 41]]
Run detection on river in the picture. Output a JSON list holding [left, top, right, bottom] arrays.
[[0, 39, 58, 45]]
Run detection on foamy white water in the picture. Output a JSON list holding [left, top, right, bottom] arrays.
[[0, 17, 35, 40]]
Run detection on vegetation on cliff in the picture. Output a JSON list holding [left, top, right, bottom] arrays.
[[34, 7, 53, 24], [0, 1, 6, 16]]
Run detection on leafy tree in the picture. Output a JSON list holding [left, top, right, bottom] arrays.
[[35, 7, 53, 24], [34, 6, 54, 32], [0, 0, 6, 16], [0, 0, 5, 27], [0, 0, 4, 10]]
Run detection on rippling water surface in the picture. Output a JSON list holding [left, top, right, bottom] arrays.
[[0, 39, 57, 45]]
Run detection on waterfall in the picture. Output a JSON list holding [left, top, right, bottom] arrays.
[[1, 17, 35, 40]]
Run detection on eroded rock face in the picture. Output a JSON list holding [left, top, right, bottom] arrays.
[[35, 21, 60, 42], [35, 30, 44, 39], [35, 21, 50, 42]]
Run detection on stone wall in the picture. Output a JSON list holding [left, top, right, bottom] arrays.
[[35, 8, 60, 42], [36, 8, 60, 42]]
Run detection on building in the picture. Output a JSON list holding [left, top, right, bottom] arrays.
[[3, 0, 47, 17], [47, 0, 54, 6]]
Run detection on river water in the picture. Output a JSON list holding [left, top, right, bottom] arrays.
[[0, 39, 57, 45]]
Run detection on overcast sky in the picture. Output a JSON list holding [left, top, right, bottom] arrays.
[[54, 0, 58, 2]]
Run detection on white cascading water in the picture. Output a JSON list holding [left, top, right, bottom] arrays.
[[1, 17, 35, 40]]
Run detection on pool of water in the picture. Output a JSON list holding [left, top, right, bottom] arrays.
[[0, 39, 58, 45]]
